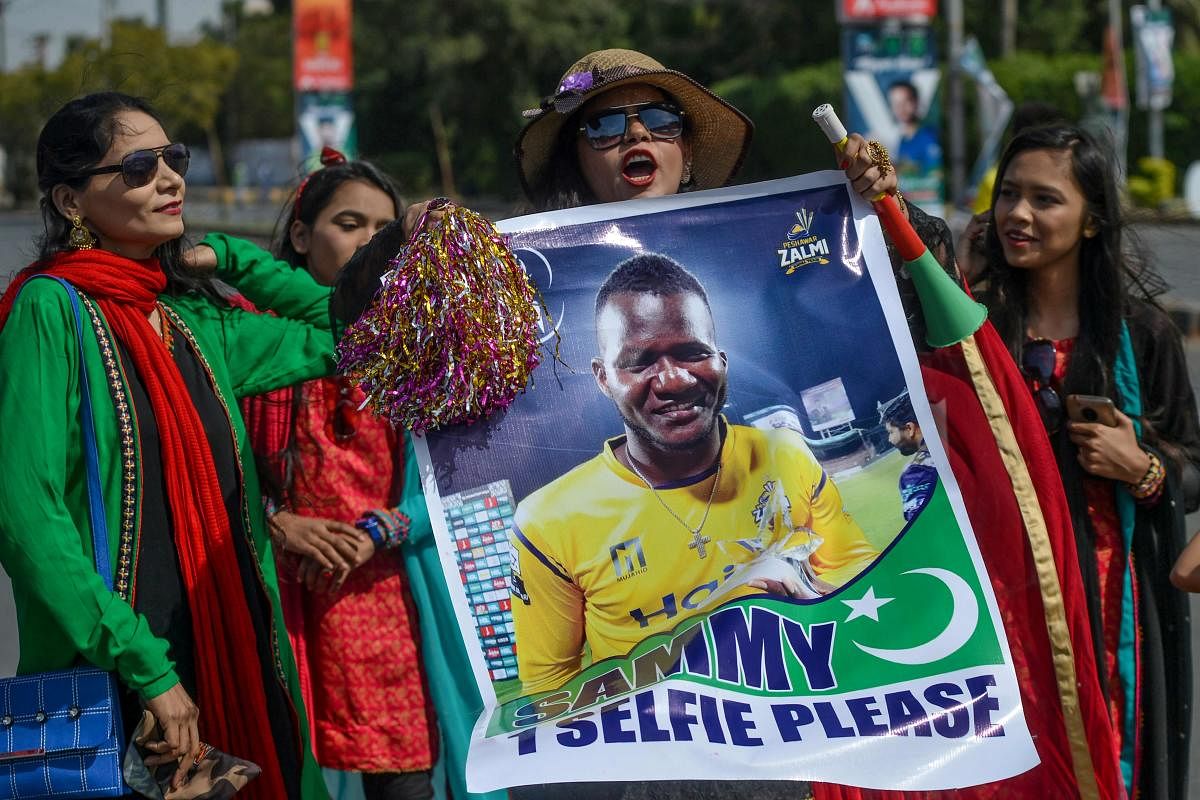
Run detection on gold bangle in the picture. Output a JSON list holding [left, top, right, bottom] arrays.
[[892, 190, 907, 215]]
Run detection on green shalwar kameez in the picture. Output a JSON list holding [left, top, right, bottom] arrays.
[[0, 253, 336, 799]]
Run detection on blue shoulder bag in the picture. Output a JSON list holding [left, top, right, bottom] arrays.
[[0, 277, 128, 798]]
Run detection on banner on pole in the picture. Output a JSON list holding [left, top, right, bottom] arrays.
[[1131, 5, 1175, 112], [839, 0, 936, 21], [293, 0, 353, 92], [297, 91, 357, 167], [413, 174, 1038, 792], [842, 24, 944, 217]]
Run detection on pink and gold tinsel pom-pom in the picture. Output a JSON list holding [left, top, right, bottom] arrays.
[[337, 200, 552, 432]]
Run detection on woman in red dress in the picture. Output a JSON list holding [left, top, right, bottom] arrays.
[[978, 124, 1200, 800], [205, 151, 439, 799]]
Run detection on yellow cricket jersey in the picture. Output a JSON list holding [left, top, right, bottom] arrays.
[[508, 422, 878, 694]]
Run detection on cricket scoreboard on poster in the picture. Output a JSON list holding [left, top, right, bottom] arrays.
[[441, 480, 519, 681]]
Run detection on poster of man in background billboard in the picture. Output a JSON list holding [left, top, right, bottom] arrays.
[[294, 0, 356, 167], [842, 20, 944, 215], [414, 173, 1037, 791], [298, 92, 357, 166]]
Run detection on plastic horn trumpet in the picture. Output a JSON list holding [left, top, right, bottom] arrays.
[[812, 103, 986, 348]]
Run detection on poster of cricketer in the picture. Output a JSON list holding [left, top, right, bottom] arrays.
[[413, 172, 1038, 791], [841, 24, 944, 216]]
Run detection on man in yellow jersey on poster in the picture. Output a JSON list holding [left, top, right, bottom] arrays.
[[508, 253, 879, 695]]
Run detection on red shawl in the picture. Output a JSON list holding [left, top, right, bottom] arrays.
[[812, 309, 1123, 799], [0, 250, 289, 798]]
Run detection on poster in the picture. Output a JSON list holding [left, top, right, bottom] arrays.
[[415, 174, 1037, 791], [1131, 5, 1175, 112], [842, 24, 943, 216], [297, 92, 357, 167], [293, 0, 353, 92], [839, 0, 936, 22]]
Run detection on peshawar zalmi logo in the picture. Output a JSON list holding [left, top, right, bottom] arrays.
[[778, 207, 831, 275]]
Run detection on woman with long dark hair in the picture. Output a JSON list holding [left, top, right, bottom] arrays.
[[0, 92, 332, 798], [979, 123, 1199, 800], [197, 148, 469, 800]]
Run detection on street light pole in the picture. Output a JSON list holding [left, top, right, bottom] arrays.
[[101, 0, 117, 46], [1108, 0, 1128, 174], [1001, 0, 1016, 56], [947, 0, 966, 211], [1148, 0, 1164, 159]]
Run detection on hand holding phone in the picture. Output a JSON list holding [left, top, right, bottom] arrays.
[[1066, 394, 1118, 427]]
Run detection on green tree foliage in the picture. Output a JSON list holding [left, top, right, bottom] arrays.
[[988, 51, 1100, 124], [210, 12, 294, 141], [713, 61, 843, 184], [0, 21, 237, 202], [353, 0, 628, 198], [960, 0, 1094, 57], [6, 1, 1199, 206], [60, 21, 237, 140], [0, 67, 78, 205]]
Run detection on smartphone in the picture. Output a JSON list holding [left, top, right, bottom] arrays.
[[1066, 394, 1118, 427]]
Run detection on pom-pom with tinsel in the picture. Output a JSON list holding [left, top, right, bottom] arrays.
[[336, 200, 553, 432]]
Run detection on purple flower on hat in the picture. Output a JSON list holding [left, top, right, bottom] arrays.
[[557, 70, 594, 95]]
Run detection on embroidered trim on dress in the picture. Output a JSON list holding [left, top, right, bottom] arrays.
[[80, 295, 138, 602]]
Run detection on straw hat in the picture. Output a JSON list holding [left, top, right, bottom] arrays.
[[515, 49, 754, 199]]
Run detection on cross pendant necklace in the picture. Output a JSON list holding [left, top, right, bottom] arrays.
[[625, 451, 722, 560], [687, 529, 712, 559]]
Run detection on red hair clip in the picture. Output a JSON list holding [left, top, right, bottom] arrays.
[[319, 146, 348, 167]]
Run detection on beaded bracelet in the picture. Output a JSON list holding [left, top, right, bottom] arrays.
[[355, 506, 412, 550], [1127, 450, 1165, 501]]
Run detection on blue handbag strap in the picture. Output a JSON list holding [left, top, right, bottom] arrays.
[[23, 276, 114, 591]]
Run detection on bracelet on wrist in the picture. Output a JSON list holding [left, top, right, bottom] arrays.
[[1127, 450, 1165, 500], [355, 515, 386, 549], [355, 507, 412, 550]]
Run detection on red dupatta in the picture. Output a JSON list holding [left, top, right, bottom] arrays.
[[1, 250, 289, 798]]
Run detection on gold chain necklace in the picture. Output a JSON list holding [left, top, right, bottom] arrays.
[[625, 452, 721, 559]]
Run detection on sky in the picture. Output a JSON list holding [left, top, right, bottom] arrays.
[[1, 0, 226, 71]]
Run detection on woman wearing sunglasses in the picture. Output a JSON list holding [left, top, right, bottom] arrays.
[[0, 92, 333, 797], [977, 123, 1200, 800]]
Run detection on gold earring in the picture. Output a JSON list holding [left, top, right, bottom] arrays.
[[68, 215, 96, 250]]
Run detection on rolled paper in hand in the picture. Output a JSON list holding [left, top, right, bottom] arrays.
[[337, 200, 553, 432], [812, 103, 986, 348]]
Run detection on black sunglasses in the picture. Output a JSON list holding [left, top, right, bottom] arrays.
[[578, 102, 685, 151], [78, 143, 190, 188], [1021, 338, 1064, 433]]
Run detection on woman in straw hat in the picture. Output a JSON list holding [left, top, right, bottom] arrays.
[[513, 48, 754, 209]]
